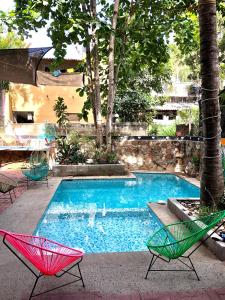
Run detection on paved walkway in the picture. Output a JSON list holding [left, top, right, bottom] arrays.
[[36, 288, 225, 299]]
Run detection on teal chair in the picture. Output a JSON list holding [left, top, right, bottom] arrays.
[[22, 152, 49, 188]]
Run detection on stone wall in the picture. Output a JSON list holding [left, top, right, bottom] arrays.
[[114, 139, 202, 176]]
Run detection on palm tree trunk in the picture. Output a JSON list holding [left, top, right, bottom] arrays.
[[106, 0, 120, 150], [199, 0, 224, 208]]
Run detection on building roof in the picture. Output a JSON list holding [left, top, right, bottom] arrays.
[[153, 102, 198, 112]]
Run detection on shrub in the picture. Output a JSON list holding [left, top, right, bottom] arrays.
[[53, 97, 68, 132], [198, 205, 217, 217], [156, 123, 176, 136], [93, 148, 118, 164], [56, 133, 86, 165], [192, 156, 200, 169]]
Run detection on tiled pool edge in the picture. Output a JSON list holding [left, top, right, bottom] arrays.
[[133, 170, 200, 188], [168, 198, 225, 261]]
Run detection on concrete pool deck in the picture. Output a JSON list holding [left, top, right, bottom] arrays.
[[1, 175, 225, 299]]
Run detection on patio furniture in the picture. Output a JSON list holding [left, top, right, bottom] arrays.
[[22, 162, 49, 188], [0, 173, 17, 203], [22, 152, 49, 187], [0, 230, 85, 299], [145, 210, 225, 280]]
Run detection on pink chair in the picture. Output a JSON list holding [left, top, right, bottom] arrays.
[[0, 230, 85, 299]]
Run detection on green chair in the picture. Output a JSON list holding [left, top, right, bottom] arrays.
[[145, 210, 225, 280]]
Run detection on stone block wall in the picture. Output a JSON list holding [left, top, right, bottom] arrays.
[[114, 139, 203, 177]]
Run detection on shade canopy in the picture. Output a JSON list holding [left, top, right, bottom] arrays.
[[0, 47, 52, 85]]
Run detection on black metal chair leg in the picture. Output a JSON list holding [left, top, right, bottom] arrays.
[[8, 190, 13, 204], [145, 253, 155, 279], [77, 263, 85, 287], [188, 257, 200, 281], [29, 275, 41, 300]]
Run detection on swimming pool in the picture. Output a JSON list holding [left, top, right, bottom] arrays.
[[34, 173, 199, 253]]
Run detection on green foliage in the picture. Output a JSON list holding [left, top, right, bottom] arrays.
[[56, 132, 86, 165], [103, 92, 165, 124], [79, 97, 92, 122], [198, 205, 217, 217], [3, 0, 203, 121], [151, 123, 176, 136], [93, 148, 118, 164], [0, 25, 26, 49], [173, 10, 225, 81], [148, 123, 158, 135], [111, 92, 151, 123], [0, 81, 9, 91], [192, 156, 200, 169], [53, 97, 68, 130], [168, 44, 192, 82], [176, 107, 199, 135], [177, 107, 199, 125]]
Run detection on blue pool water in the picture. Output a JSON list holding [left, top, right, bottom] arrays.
[[34, 173, 199, 253]]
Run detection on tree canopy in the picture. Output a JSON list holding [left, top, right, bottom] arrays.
[[0, 1, 203, 93]]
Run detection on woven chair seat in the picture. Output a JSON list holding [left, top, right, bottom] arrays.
[[0, 230, 83, 275], [147, 210, 225, 259], [0, 182, 16, 194]]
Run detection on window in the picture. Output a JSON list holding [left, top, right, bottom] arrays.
[[155, 114, 163, 120], [13, 111, 34, 123]]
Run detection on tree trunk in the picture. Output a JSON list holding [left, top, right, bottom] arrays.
[[85, 37, 97, 129], [82, 1, 102, 147], [199, 0, 224, 208], [91, 0, 102, 147], [106, 0, 120, 150]]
